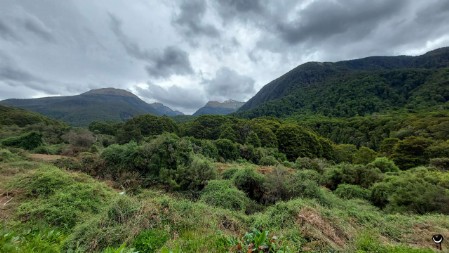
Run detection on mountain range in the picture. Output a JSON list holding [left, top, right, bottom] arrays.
[[2, 47, 449, 125], [237, 47, 449, 118], [0, 88, 182, 126], [193, 100, 245, 116]]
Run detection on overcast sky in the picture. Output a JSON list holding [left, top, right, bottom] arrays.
[[1, 0, 448, 114]]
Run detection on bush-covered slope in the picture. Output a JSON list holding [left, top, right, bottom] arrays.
[[0, 105, 62, 127], [238, 47, 449, 118]]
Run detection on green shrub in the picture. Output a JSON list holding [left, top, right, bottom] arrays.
[[52, 157, 82, 171], [200, 180, 249, 211], [239, 144, 263, 164], [276, 124, 322, 161], [0, 148, 21, 162], [370, 167, 449, 214], [429, 157, 449, 170], [294, 157, 329, 172], [2, 131, 43, 150], [323, 164, 383, 190], [368, 157, 400, 173], [215, 139, 239, 161], [334, 184, 370, 200], [233, 167, 265, 202], [353, 146, 377, 164], [392, 136, 433, 169], [168, 155, 217, 191], [259, 155, 278, 166], [245, 131, 261, 147], [333, 144, 357, 163], [133, 229, 169, 253], [221, 167, 239, 179]]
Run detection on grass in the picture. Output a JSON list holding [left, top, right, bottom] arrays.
[[1, 159, 449, 252]]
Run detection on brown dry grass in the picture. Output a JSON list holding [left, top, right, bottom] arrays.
[[28, 153, 65, 162], [296, 207, 349, 251]]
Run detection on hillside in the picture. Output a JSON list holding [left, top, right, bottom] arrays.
[[0, 88, 183, 126], [237, 47, 449, 118], [0, 104, 63, 127], [193, 100, 245, 116]]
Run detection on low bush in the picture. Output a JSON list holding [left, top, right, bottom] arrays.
[[368, 157, 400, 173], [221, 167, 239, 180], [429, 157, 449, 170], [259, 155, 278, 166], [200, 180, 249, 211], [370, 167, 449, 214], [0, 148, 21, 162], [294, 157, 329, 172], [334, 184, 371, 200], [323, 164, 383, 190], [233, 167, 265, 202], [167, 155, 217, 191], [2, 131, 43, 150]]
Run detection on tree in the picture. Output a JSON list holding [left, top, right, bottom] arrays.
[[245, 131, 261, 147], [215, 139, 239, 161], [392, 136, 433, 169], [276, 124, 321, 161], [353, 147, 377, 164], [219, 124, 237, 142]]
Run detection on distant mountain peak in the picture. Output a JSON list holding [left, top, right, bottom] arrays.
[[1, 87, 184, 125], [193, 99, 245, 116], [82, 88, 138, 98], [205, 99, 244, 108]]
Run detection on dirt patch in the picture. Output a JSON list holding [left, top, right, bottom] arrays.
[[296, 207, 348, 251], [28, 154, 65, 162]]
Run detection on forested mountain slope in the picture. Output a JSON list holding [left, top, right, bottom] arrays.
[[238, 47, 449, 118]]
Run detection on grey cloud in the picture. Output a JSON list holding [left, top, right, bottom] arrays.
[[0, 19, 20, 41], [21, 12, 54, 42], [0, 53, 58, 94], [214, 0, 265, 20], [275, 0, 405, 45], [173, 0, 219, 38], [109, 13, 193, 78], [203, 67, 255, 101], [137, 83, 206, 112], [145, 46, 194, 78]]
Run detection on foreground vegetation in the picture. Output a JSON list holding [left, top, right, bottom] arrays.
[[1, 105, 449, 252]]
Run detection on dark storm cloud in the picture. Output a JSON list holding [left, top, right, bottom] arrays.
[[144, 47, 194, 78], [275, 0, 405, 45], [173, 0, 219, 38], [137, 83, 206, 111], [109, 13, 193, 78], [203, 67, 255, 101]]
